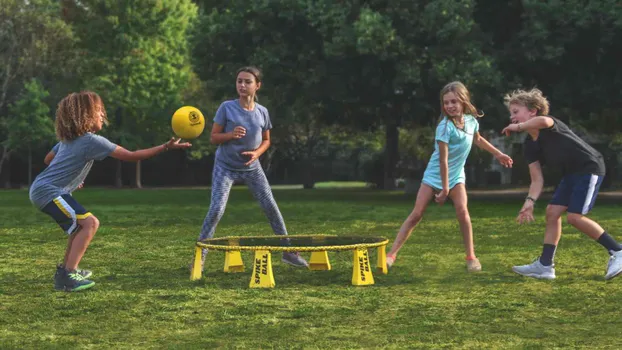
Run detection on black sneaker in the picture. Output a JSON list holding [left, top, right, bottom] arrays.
[[54, 265, 93, 290], [57, 268, 95, 292]]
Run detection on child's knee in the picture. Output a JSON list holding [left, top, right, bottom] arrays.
[[545, 206, 562, 223], [406, 211, 423, 227], [80, 215, 100, 232], [454, 206, 470, 221], [566, 213, 583, 226]]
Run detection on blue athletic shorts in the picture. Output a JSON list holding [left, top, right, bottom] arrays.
[[40, 194, 92, 235], [550, 174, 604, 214]]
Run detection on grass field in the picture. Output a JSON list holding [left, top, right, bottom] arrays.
[[1, 186, 622, 349]]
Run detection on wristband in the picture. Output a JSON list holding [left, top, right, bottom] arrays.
[[526, 196, 536, 203]]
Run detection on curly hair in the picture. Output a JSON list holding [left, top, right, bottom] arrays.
[[504, 88, 550, 116], [55, 91, 108, 141]]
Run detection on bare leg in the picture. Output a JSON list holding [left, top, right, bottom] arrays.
[[544, 205, 567, 245], [63, 233, 77, 266], [566, 213, 605, 240], [447, 184, 474, 259], [387, 184, 435, 257], [65, 216, 99, 271]]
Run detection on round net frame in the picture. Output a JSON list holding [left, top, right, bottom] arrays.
[[196, 234, 389, 252]]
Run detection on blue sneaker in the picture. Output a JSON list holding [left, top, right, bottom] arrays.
[[54, 265, 93, 290], [56, 268, 95, 292], [282, 252, 308, 267]]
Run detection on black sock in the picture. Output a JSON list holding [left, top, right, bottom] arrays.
[[539, 244, 557, 266], [597, 232, 622, 255]]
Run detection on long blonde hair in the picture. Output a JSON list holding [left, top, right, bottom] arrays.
[[504, 88, 550, 116], [55, 91, 108, 141], [439, 81, 483, 120], [437, 82, 482, 135]]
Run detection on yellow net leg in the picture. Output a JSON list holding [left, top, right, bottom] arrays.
[[190, 246, 203, 281], [309, 251, 331, 271], [249, 250, 275, 288], [224, 250, 245, 273], [352, 248, 375, 286], [377, 244, 388, 274]]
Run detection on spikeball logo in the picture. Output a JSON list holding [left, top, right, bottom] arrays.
[[188, 111, 201, 125]]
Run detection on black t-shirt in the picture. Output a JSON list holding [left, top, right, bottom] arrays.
[[523, 117, 605, 176]]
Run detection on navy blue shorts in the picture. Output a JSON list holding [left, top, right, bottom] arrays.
[[550, 174, 604, 214], [41, 194, 92, 235]]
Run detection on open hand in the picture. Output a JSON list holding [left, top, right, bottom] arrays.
[[516, 202, 535, 224], [495, 153, 513, 168], [501, 123, 520, 137], [165, 137, 192, 150], [242, 150, 260, 166]]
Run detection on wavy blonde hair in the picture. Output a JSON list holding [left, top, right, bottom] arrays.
[[55, 91, 108, 141], [503, 88, 550, 116]]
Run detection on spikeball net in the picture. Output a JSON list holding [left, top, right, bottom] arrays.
[[190, 234, 389, 288]]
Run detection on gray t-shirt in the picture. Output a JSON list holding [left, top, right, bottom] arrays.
[[29, 133, 117, 209], [213, 100, 272, 171]]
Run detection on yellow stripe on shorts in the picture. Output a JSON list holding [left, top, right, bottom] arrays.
[[76, 212, 92, 219]]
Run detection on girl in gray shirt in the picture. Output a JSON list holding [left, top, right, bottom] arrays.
[[194, 67, 308, 269]]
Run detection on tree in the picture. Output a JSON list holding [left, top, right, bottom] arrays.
[[192, 0, 502, 188], [7, 79, 55, 185], [0, 0, 75, 185], [476, 0, 622, 130], [64, 0, 198, 187]]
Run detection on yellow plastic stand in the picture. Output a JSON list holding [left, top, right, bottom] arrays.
[[224, 250, 245, 273], [190, 246, 203, 280], [377, 244, 388, 274], [309, 251, 331, 270], [249, 250, 275, 288], [352, 248, 374, 286]]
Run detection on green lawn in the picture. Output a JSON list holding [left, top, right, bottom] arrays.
[[1, 187, 622, 349]]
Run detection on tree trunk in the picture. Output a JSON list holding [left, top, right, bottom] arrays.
[[2, 150, 11, 188], [383, 121, 399, 190], [302, 159, 315, 189], [115, 159, 123, 188], [28, 146, 32, 186], [0, 145, 9, 184], [134, 160, 142, 188]]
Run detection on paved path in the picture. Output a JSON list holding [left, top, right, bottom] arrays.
[[467, 188, 622, 202]]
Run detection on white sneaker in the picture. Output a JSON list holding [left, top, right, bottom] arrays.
[[512, 258, 556, 280], [605, 250, 622, 280]]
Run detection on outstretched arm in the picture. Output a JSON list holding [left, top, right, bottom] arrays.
[[473, 132, 513, 168], [502, 116, 554, 135], [110, 138, 191, 162]]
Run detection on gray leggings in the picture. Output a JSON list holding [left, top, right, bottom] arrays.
[[198, 164, 288, 240]]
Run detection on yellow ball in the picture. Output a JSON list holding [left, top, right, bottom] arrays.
[[171, 106, 205, 139]]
